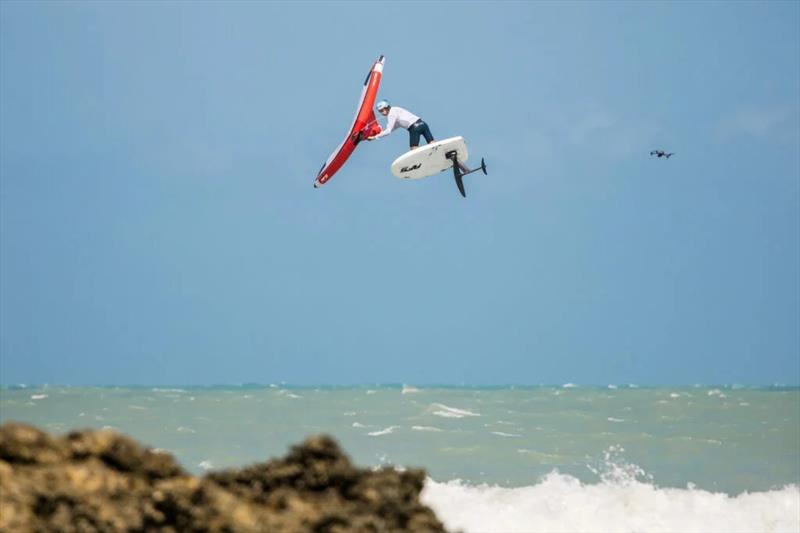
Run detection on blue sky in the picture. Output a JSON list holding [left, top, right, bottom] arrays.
[[1, 1, 798, 386]]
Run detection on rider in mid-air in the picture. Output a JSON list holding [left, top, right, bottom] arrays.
[[367, 100, 434, 150]]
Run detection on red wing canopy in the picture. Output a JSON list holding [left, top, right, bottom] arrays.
[[313, 55, 385, 188]]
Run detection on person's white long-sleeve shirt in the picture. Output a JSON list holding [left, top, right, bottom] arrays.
[[373, 106, 420, 139]]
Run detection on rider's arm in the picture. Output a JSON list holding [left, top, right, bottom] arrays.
[[373, 112, 396, 139]]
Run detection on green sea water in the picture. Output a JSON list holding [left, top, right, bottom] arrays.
[[1, 385, 798, 495]]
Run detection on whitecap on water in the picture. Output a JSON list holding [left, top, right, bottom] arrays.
[[430, 403, 480, 419], [30, 394, 48, 400], [412, 426, 443, 432], [367, 426, 400, 437], [491, 431, 521, 438]]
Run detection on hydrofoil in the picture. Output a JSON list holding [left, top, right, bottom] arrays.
[[390, 136, 488, 197]]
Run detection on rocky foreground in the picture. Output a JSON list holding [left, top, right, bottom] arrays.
[[0, 423, 448, 532]]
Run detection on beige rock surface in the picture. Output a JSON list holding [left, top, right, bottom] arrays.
[[0, 422, 448, 533]]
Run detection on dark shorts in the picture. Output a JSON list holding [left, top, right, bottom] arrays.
[[408, 119, 434, 147]]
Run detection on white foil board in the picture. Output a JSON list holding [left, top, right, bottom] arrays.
[[390, 136, 468, 180]]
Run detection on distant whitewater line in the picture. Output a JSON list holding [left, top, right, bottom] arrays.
[[3, 384, 799, 391], [422, 475, 800, 533]]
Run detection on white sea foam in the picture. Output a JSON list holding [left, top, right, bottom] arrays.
[[412, 426, 443, 432], [606, 417, 625, 423], [587, 446, 652, 484], [352, 422, 366, 428], [402, 384, 420, 394], [277, 389, 301, 399], [422, 476, 800, 533], [562, 383, 578, 389], [176, 426, 196, 434], [30, 394, 48, 400], [367, 426, 399, 437], [431, 403, 481, 418], [607, 384, 618, 390]]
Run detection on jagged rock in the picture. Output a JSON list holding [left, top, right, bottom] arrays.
[[0, 423, 448, 533]]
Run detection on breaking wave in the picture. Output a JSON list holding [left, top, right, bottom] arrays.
[[422, 475, 799, 533]]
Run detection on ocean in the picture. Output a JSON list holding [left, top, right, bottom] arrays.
[[1, 384, 798, 532]]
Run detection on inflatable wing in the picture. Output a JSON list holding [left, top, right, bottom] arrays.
[[314, 55, 384, 188]]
